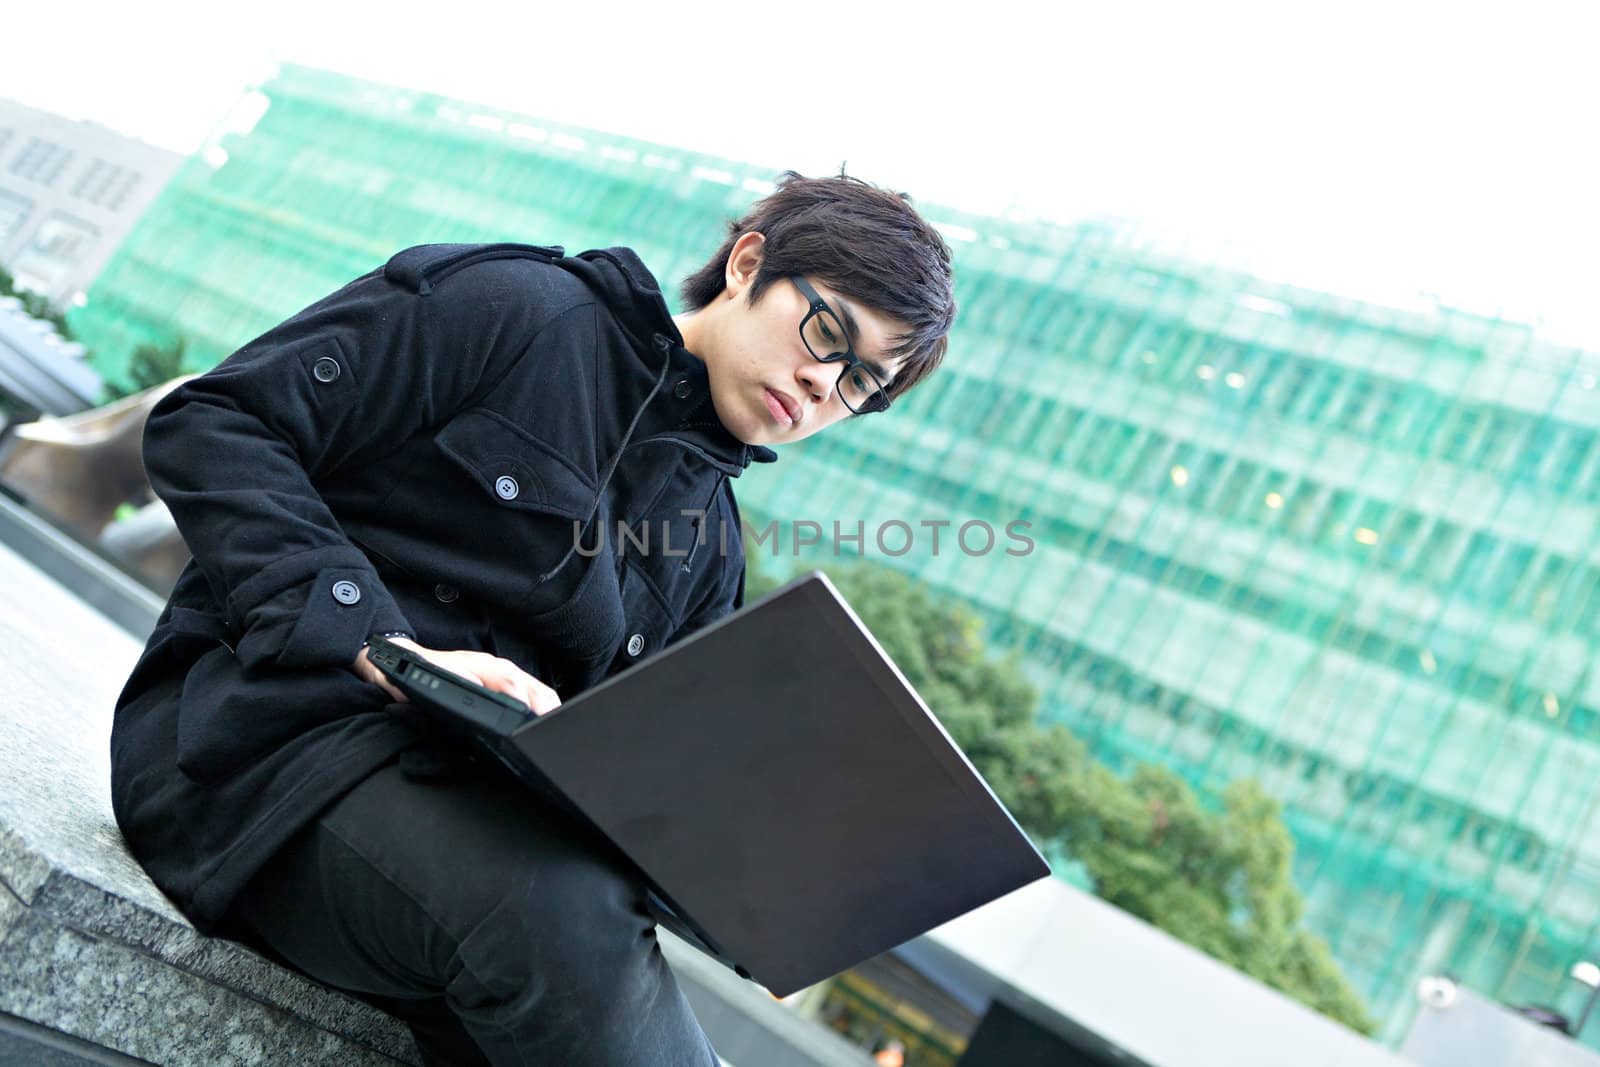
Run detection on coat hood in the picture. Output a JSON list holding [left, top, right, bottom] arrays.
[[384, 242, 777, 470]]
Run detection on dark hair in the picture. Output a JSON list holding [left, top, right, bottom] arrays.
[[680, 171, 956, 400]]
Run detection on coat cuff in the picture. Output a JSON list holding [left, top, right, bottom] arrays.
[[228, 548, 412, 672]]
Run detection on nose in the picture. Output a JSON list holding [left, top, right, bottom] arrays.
[[796, 360, 838, 406]]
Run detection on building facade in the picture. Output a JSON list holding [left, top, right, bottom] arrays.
[[69, 64, 1600, 1044], [0, 97, 180, 308]]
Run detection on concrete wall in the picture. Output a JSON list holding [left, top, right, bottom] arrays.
[[1403, 981, 1600, 1067]]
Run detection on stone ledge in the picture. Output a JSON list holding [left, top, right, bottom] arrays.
[[0, 531, 420, 1065], [0, 1007, 153, 1065], [0, 864, 420, 1064], [0, 903, 413, 1066]]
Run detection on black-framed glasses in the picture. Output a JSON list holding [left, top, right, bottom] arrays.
[[791, 276, 891, 414]]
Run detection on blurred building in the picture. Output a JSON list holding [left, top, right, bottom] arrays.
[[0, 296, 100, 419], [68, 63, 1600, 1045], [0, 97, 180, 307]]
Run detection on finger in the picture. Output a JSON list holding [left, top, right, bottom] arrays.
[[503, 662, 559, 715], [481, 659, 555, 716], [355, 652, 409, 704], [527, 680, 562, 717], [373, 675, 407, 704], [474, 659, 532, 708], [494, 659, 536, 710]]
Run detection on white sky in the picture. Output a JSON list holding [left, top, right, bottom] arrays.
[[4, 0, 1598, 348]]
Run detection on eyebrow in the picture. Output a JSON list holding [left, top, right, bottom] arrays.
[[832, 296, 894, 384]]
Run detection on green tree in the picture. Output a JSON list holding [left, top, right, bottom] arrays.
[[97, 335, 190, 402], [745, 547, 1374, 1033], [123, 336, 189, 394], [0, 266, 73, 340], [1059, 763, 1375, 1033]]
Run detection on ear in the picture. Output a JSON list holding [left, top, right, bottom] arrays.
[[724, 231, 766, 301]]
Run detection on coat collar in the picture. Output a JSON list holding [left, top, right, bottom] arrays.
[[629, 335, 776, 475], [562, 246, 776, 475]]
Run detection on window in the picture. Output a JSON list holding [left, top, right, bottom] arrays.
[[1509, 833, 1546, 872], [1005, 396, 1051, 454], [0, 189, 32, 243], [1212, 459, 1260, 520], [1418, 521, 1466, 585], [1285, 481, 1327, 539], [1266, 358, 1312, 414], [1439, 406, 1487, 465], [1319, 488, 1356, 544], [1104, 423, 1147, 483], [1075, 417, 1123, 479], [1350, 497, 1392, 545], [1087, 311, 1135, 366], [948, 377, 990, 434], [10, 212, 99, 291], [1332, 376, 1375, 432], [1388, 387, 1437, 452], [1471, 412, 1526, 473], [1455, 531, 1499, 601], [7, 138, 73, 186], [1525, 554, 1571, 621], [1564, 431, 1600, 499], [928, 373, 971, 424], [1386, 511, 1426, 572], [1299, 366, 1344, 423], [1131, 431, 1174, 494], [1493, 543, 1536, 609], [1057, 411, 1103, 468], [1576, 569, 1600, 637], [1514, 420, 1557, 486], [975, 383, 1018, 438], [74, 159, 121, 205], [1023, 292, 1078, 351], [1031, 400, 1079, 460], [1360, 382, 1399, 437], [1194, 451, 1229, 494], [1544, 429, 1591, 492]]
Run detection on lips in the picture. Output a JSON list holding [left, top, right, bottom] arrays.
[[764, 388, 801, 426]]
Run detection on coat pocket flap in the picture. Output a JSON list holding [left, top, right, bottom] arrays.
[[436, 409, 595, 520]]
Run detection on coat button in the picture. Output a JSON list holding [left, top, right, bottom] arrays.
[[434, 583, 459, 604], [626, 633, 645, 657], [312, 356, 342, 383], [673, 378, 692, 399], [331, 580, 361, 605], [495, 475, 519, 500]]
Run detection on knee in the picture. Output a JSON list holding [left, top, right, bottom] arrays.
[[534, 846, 656, 971], [452, 843, 657, 1004]]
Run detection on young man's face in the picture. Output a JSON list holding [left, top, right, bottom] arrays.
[[679, 233, 911, 447]]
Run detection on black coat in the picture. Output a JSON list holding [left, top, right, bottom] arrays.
[[110, 243, 776, 931]]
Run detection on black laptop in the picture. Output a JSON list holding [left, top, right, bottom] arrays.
[[366, 571, 1049, 996]]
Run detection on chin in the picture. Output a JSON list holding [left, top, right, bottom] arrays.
[[706, 392, 768, 446], [740, 422, 784, 447]]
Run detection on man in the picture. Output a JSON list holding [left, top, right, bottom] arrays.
[[871, 1037, 908, 1067], [110, 172, 956, 1065]]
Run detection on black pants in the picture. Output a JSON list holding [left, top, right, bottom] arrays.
[[229, 758, 719, 1067]]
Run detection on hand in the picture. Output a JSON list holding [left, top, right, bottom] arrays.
[[352, 637, 563, 716]]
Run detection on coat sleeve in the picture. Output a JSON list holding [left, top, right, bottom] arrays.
[[143, 254, 587, 673]]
